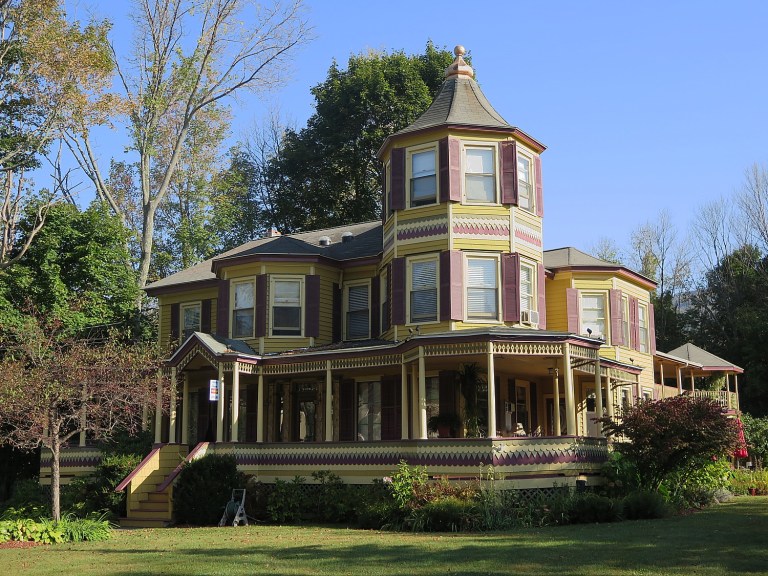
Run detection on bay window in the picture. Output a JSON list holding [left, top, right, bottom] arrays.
[[518, 153, 533, 211], [410, 149, 436, 207], [272, 278, 302, 336], [466, 257, 498, 320], [580, 293, 606, 339], [181, 302, 201, 341], [465, 146, 495, 203], [232, 281, 254, 338], [409, 258, 437, 323], [346, 283, 370, 340]]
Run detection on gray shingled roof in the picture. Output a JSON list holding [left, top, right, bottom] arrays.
[[666, 343, 744, 372], [543, 247, 618, 269], [393, 75, 512, 137], [145, 221, 383, 291]]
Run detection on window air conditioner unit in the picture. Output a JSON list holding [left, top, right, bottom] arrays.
[[521, 310, 539, 325]]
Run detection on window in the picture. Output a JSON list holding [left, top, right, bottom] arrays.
[[425, 376, 440, 437], [641, 388, 653, 402], [346, 283, 370, 340], [232, 281, 254, 338], [580, 293, 606, 339], [181, 303, 201, 341], [272, 278, 302, 336], [357, 381, 381, 442], [638, 303, 649, 353], [409, 257, 438, 323], [410, 149, 436, 207], [466, 257, 498, 320], [622, 295, 630, 345], [506, 380, 530, 435], [465, 146, 495, 203], [517, 153, 533, 211], [520, 262, 535, 318]]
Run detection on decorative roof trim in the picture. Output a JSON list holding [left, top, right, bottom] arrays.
[[144, 278, 219, 297], [549, 265, 657, 290]]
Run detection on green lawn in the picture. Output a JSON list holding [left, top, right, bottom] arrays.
[[3, 497, 767, 576]]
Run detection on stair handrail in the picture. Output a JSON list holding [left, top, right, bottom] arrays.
[[155, 442, 210, 493], [115, 443, 165, 493]]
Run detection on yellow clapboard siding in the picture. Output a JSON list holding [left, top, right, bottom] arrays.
[[397, 240, 449, 256], [453, 239, 509, 252]]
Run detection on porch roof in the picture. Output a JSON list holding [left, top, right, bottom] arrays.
[[665, 343, 744, 374]]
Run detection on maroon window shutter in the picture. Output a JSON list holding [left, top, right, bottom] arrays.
[[371, 276, 380, 337], [629, 296, 640, 350], [439, 250, 463, 321], [566, 288, 579, 333], [305, 274, 320, 338], [383, 264, 391, 332], [537, 263, 547, 329], [500, 141, 518, 205], [255, 274, 267, 337], [391, 257, 406, 325], [381, 169, 388, 223], [449, 137, 461, 201], [332, 283, 342, 342], [502, 253, 521, 322], [201, 299, 212, 333], [391, 147, 405, 211], [170, 303, 180, 343], [534, 155, 544, 217], [609, 289, 623, 345], [338, 380, 356, 441], [216, 279, 230, 337], [381, 376, 402, 440], [648, 302, 657, 355]]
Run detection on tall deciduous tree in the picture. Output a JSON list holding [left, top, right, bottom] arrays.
[[262, 43, 456, 232], [0, 316, 167, 520], [0, 0, 113, 269], [66, 0, 310, 290]]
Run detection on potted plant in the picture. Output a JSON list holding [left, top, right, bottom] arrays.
[[427, 413, 462, 438]]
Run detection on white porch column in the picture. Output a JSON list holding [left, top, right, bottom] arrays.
[[256, 371, 265, 442], [677, 367, 683, 394], [154, 372, 163, 444], [410, 363, 418, 436], [659, 363, 665, 399], [216, 364, 225, 443], [605, 377, 615, 419], [735, 374, 740, 410], [325, 361, 333, 442], [563, 344, 576, 436], [181, 372, 190, 445], [168, 367, 177, 444], [487, 342, 497, 438], [594, 358, 603, 435], [401, 362, 409, 440], [79, 383, 87, 447], [553, 368, 561, 436], [690, 370, 695, 392], [418, 347, 427, 439], [231, 363, 240, 442]]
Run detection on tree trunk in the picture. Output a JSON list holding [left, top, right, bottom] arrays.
[[51, 437, 61, 522], [137, 200, 157, 292]]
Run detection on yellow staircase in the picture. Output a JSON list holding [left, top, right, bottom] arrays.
[[116, 443, 189, 528]]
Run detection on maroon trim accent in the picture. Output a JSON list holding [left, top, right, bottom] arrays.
[[502, 253, 520, 322], [371, 275, 380, 337], [156, 442, 209, 493], [534, 155, 544, 217], [566, 288, 579, 333], [629, 296, 640, 350], [609, 289, 623, 346], [391, 257, 406, 325], [170, 303, 180, 343], [115, 444, 165, 492], [216, 279, 230, 337], [537, 263, 547, 329], [648, 302, 657, 355], [255, 274, 267, 338], [500, 141, 518, 205], [391, 147, 406, 210], [439, 137, 461, 203], [332, 283, 342, 342], [305, 274, 320, 338], [201, 299, 212, 333], [440, 250, 463, 321], [145, 278, 218, 297], [439, 137, 449, 203]]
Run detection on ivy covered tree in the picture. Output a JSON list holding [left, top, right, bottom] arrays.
[[598, 396, 739, 492]]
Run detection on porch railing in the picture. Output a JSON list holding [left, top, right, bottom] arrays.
[[690, 389, 737, 409]]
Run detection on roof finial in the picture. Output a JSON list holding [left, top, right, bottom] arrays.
[[445, 44, 473, 79]]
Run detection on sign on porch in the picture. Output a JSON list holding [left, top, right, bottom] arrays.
[[209, 379, 220, 401]]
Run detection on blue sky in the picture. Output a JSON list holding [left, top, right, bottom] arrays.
[[77, 0, 768, 254]]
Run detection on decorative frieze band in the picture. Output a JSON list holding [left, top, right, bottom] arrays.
[[396, 216, 449, 242], [453, 215, 509, 240], [176, 344, 217, 372], [263, 361, 326, 375], [425, 342, 487, 357], [494, 342, 563, 356], [513, 222, 543, 249], [331, 354, 402, 370]]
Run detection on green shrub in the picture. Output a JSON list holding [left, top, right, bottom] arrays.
[[356, 498, 400, 530], [102, 429, 154, 458], [411, 496, 478, 532], [622, 490, 670, 520], [728, 469, 768, 495], [0, 479, 49, 519], [310, 470, 355, 523], [569, 493, 621, 524], [62, 453, 142, 518], [56, 514, 113, 542], [266, 476, 306, 523], [387, 461, 427, 510], [173, 454, 245, 525]]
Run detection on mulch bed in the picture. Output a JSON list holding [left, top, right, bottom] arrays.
[[0, 540, 47, 549]]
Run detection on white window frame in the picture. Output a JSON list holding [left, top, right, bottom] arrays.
[[407, 145, 438, 208], [180, 301, 202, 342], [344, 280, 371, 341], [407, 254, 439, 325], [638, 302, 649, 353], [641, 387, 653, 402], [270, 275, 304, 337], [519, 259, 537, 324], [580, 291, 608, 340], [464, 253, 501, 323], [232, 279, 255, 339], [517, 151, 535, 213], [463, 143, 498, 204]]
